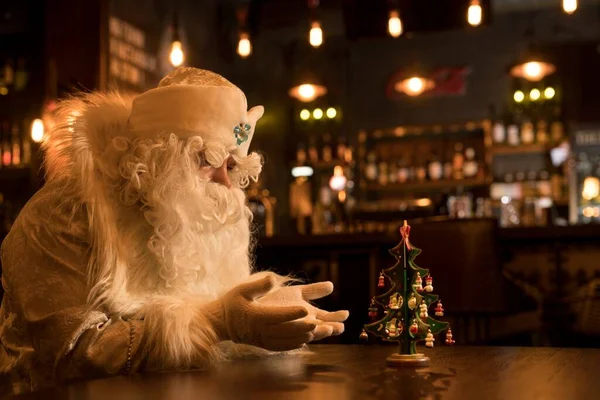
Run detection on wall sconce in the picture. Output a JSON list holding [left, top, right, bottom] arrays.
[[510, 60, 556, 82], [289, 82, 327, 102], [394, 76, 435, 97]]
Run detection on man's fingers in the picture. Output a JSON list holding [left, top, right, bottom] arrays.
[[311, 322, 345, 341], [300, 281, 334, 301], [316, 309, 349, 322], [266, 320, 317, 338], [312, 324, 334, 341], [255, 305, 309, 324], [238, 275, 275, 299], [324, 321, 345, 336]]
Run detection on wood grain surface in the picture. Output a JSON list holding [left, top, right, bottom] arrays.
[[8, 345, 600, 400]]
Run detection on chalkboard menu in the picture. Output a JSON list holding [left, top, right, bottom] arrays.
[[108, 16, 160, 93]]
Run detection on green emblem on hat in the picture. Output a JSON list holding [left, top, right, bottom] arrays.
[[234, 123, 252, 145]]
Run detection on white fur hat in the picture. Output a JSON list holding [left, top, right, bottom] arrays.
[[128, 67, 264, 157]]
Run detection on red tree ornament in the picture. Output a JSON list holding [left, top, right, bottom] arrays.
[[435, 301, 444, 317], [378, 272, 385, 288]]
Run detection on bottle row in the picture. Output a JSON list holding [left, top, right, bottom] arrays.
[[0, 58, 29, 95], [492, 116, 564, 146], [364, 142, 484, 185], [0, 120, 33, 168], [296, 134, 353, 165]]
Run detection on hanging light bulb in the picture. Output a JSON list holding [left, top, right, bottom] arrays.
[[170, 41, 184, 67], [237, 32, 252, 58], [169, 12, 184, 67], [31, 119, 45, 143], [309, 21, 323, 48], [467, 0, 482, 27], [563, 0, 577, 14], [388, 10, 403, 38]]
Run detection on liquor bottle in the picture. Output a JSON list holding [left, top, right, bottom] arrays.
[[11, 123, 20, 166], [344, 147, 353, 163], [308, 137, 318, 163], [452, 143, 464, 180], [492, 119, 506, 144], [14, 58, 28, 92], [365, 151, 378, 182], [4, 59, 14, 86], [463, 147, 478, 179], [322, 134, 333, 162], [1, 122, 11, 167], [515, 171, 525, 182], [378, 161, 389, 185], [337, 136, 347, 161], [397, 159, 409, 183], [427, 152, 443, 181], [520, 118, 535, 145], [536, 120, 549, 145], [506, 117, 520, 146], [296, 143, 306, 164], [443, 149, 453, 180], [550, 109, 564, 143], [22, 120, 31, 166], [388, 161, 398, 184], [415, 156, 427, 182]]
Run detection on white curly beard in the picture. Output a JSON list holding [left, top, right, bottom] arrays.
[[111, 134, 259, 305]]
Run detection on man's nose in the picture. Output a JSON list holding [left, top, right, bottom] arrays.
[[211, 163, 231, 188]]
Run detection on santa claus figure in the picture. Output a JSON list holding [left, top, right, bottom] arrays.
[[0, 68, 348, 395]]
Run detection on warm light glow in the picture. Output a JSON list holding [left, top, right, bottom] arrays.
[[288, 83, 327, 102], [407, 77, 424, 93], [338, 190, 347, 202], [582, 206, 600, 218], [237, 32, 252, 58], [563, 0, 577, 14], [0, 87, 7, 96], [544, 87, 556, 99], [467, 0, 482, 27], [313, 108, 323, 120], [291, 166, 314, 178], [299, 84, 316, 100], [394, 76, 435, 96], [309, 21, 323, 48], [511, 61, 556, 82], [582, 177, 600, 200], [530, 88, 541, 101], [514, 90, 525, 103], [169, 40, 184, 67], [326, 107, 337, 119], [329, 165, 347, 191], [415, 198, 432, 207], [31, 119, 45, 143], [300, 109, 311, 120], [524, 62, 542, 79], [388, 10, 403, 38]]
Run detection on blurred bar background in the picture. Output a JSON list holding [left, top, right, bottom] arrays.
[[1, 0, 599, 347]]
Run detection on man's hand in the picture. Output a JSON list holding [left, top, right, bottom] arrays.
[[257, 280, 349, 342], [207, 274, 348, 352], [208, 275, 314, 351]]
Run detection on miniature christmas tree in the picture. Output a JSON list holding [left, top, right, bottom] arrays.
[[359, 220, 455, 366]]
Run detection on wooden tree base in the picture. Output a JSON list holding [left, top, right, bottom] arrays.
[[386, 353, 430, 367]]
